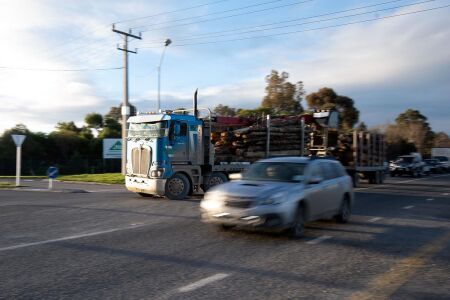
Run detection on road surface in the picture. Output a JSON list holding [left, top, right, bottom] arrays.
[[0, 175, 449, 299]]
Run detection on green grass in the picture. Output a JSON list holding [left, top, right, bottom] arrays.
[[58, 173, 124, 184], [0, 176, 46, 179], [0, 181, 15, 188]]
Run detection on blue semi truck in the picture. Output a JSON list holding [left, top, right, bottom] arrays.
[[125, 96, 249, 200]]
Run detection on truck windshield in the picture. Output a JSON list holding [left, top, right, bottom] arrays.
[[128, 121, 168, 138], [242, 162, 306, 182]]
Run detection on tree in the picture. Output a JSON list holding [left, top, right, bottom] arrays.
[[433, 132, 450, 147], [98, 118, 121, 138], [394, 109, 434, 155], [306, 87, 359, 130], [55, 121, 80, 133], [85, 113, 103, 130], [356, 122, 367, 131], [236, 107, 272, 118], [213, 104, 237, 117], [105, 103, 137, 122], [261, 70, 304, 115]]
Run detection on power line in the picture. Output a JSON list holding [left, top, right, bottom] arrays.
[[0, 66, 123, 72], [139, 5, 450, 48], [139, 0, 314, 32], [139, 0, 437, 46], [133, 0, 287, 29], [115, 0, 233, 25]]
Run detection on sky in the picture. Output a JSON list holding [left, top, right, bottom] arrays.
[[0, 0, 449, 134]]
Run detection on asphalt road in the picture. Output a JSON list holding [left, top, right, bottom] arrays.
[[0, 175, 449, 299]]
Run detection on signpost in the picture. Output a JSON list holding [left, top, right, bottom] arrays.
[[47, 166, 59, 190], [11, 135, 26, 187]]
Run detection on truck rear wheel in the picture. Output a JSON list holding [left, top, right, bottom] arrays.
[[165, 173, 190, 200], [205, 172, 228, 191]]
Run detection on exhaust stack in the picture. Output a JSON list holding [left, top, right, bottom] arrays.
[[193, 89, 198, 119]]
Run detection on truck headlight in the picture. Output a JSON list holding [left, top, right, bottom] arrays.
[[151, 168, 165, 178]]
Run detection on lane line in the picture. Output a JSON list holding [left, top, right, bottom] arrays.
[[178, 273, 230, 293], [355, 174, 450, 191], [348, 232, 450, 300], [426, 198, 434, 201], [403, 205, 414, 209], [306, 235, 332, 245], [443, 193, 449, 196], [368, 217, 382, 223], [0, 224, 147, 252]]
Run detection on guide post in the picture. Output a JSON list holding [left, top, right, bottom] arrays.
[[11, 135, 26, 187]]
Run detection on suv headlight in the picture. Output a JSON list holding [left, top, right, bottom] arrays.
[[201, 191, 226, 210], [260, 191, 288, 205]]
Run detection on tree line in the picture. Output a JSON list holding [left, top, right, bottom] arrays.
[[0, 105, 135, 175], [0, 70, 448, 175]]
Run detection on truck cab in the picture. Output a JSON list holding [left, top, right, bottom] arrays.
[[125, 110, 247, 200]]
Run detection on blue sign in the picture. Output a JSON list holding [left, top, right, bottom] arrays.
[[47, 167, 59, 179]]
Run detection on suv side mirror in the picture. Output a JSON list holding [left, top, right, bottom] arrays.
[[308, 176, 323, 184]]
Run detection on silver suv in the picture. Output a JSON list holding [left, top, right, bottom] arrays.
[[200, 157, 354, 238]]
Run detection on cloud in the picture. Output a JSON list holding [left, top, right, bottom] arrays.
[[280, 5, 450, 132]]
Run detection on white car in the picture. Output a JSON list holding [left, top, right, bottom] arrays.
[[201, 157, 354, 238]]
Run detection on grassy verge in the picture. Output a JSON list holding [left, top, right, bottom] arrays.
[[0, 181, 16, 188], [0, 176, 46, 179], [58, 173, 124, 185]]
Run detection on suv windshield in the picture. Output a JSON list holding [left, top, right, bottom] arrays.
[[128, 121, 168, 138], [242, 162, 306, 182], [397, 157, 414, 163]]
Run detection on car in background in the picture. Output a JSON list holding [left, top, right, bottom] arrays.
[[432, 156, 449, 173], [390, 154, 424, 177], [424, 159, 444, 174], [200, 157, 354, 238]]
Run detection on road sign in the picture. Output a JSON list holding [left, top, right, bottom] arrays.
[[47, 167, 59, 179], [12, 134, 26, 147], [103, 139, 122, 159]]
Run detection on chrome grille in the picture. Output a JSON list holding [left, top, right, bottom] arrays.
[[131, 146, 151, 176]]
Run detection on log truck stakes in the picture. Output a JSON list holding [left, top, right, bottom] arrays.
[[125, 92, 386, 200]]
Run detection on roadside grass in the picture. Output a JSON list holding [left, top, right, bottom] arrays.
[[58, 173, 124, 184], [0, 176, 46, 179], [0, 181, 16, 188]]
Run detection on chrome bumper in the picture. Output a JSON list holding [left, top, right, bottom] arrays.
[[125, 176, 166, 196]]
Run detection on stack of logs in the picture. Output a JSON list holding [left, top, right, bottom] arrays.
[[213, 116, 310, 163]]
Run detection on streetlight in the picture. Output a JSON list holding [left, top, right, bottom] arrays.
[[157, 38, 172, 112]]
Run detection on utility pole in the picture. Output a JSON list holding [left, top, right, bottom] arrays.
[[112, 24, 141, 175]]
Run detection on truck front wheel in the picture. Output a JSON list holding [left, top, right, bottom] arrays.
[[165, 173, 190, 200]]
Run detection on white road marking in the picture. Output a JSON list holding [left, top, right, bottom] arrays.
[[354, 174, 450, 191], [403, 205, 415, 209], [443, 193, 449, 196], [306, 235, 332, 245], [0, 223, 146, 252], [426, 198, 434, 201], [368, 217, 382, 223], [178, 273, 230, 293]]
